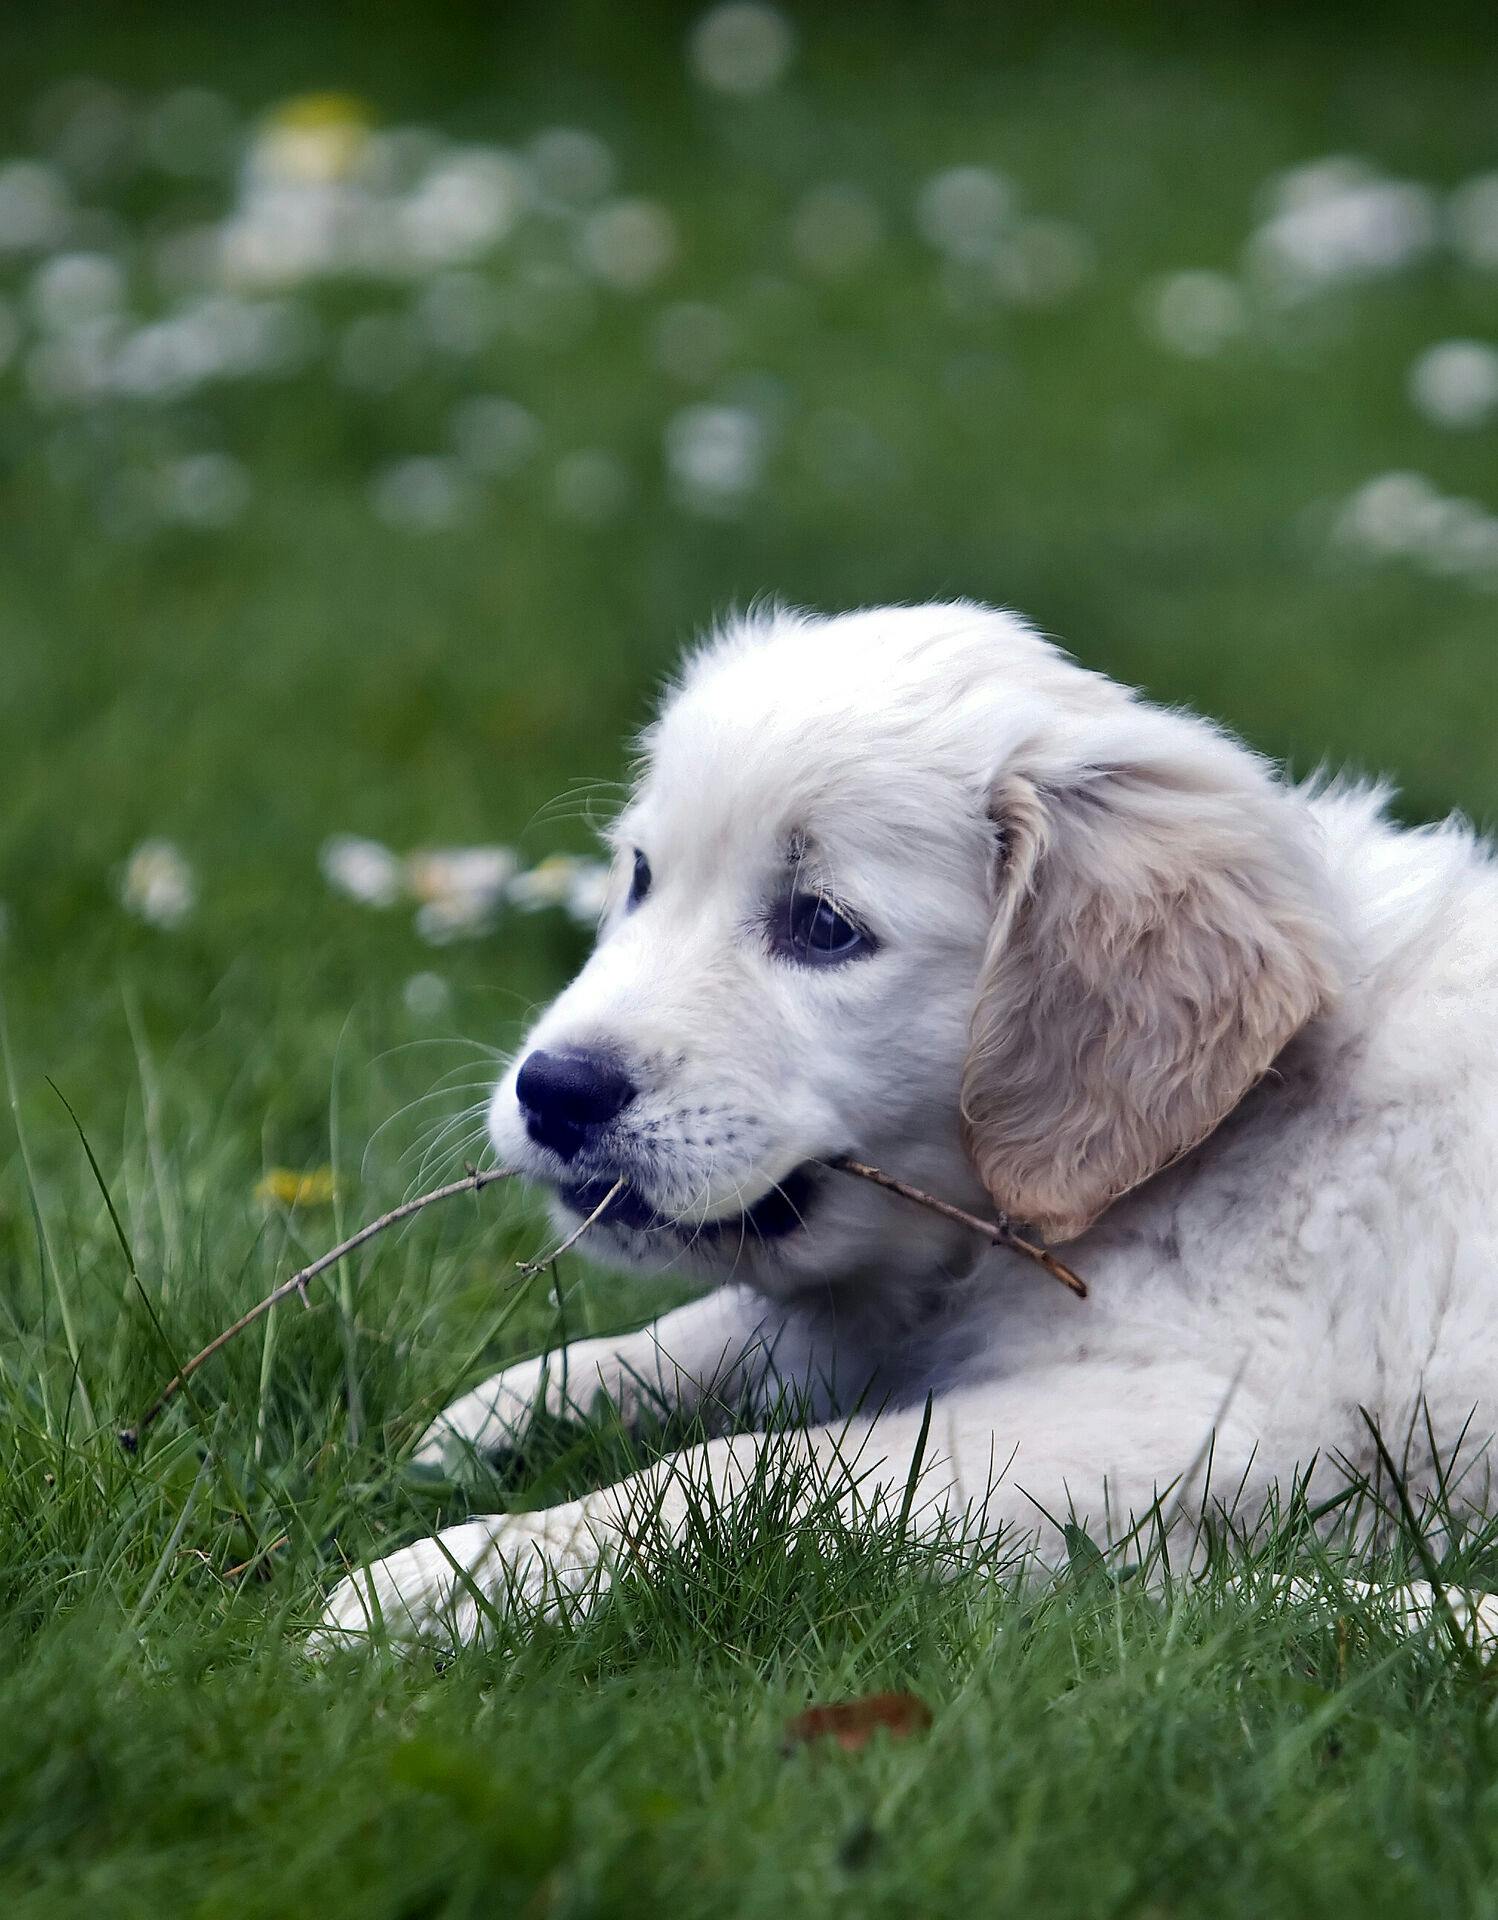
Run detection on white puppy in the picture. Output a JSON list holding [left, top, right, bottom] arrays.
[[321, 602, 1498, 1648]]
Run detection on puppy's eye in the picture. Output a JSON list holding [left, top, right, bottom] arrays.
[[627, 849, 651, 909], [773, 891, 876, 967]]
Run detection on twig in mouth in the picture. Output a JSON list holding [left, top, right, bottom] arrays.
[[827, 1158, 1087, 1298], [118, 1166, 518, 1452], [516, 1177, 627, 1277]]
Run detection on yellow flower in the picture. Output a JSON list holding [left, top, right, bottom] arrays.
[[257, 93, 372, 185], [256, 1166, 339, 1209]]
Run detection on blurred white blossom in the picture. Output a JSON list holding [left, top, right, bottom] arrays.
[[158, 452, 251, 529], [509, 854, 611, 924], [402, 970, 452, 1018], [1142, 270, 1249, 357], [528, 127, 616, 206], [577, 198, 677, 291], [450, 394, 541, 476], [1450, 173, 1498, 272], [29, 251, 125, 331], [320, 834, 403, 908], [1331, 470, 1498, 586], [915, 166, 1016, 260], [0, 160, 71, 252], [408, 845, 518, 943], [1408, 340, 1498, 429], [989, 218, 1093, 306], [370, 457, 473, 532], [665, 404, 766, 516], [119, 839, 196, 928], [1247, 158, 1438, 297], [688, 4, 796, 96]]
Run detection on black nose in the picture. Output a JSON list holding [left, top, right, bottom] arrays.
[[515, 1048, 637, 1161]]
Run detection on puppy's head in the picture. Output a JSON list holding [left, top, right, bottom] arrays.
[[490, 604, 1343, 1292]]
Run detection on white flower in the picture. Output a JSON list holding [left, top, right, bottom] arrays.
[[577, 199, 677, 292], [119, 840, 195, 929], [664, 404, 766, 516], [1330, 470, 1498, 587], [563, 859, 612, 925], [988, 218, 1094, 307], [0, 161, 70, 253], [527, 127, 616, 206], [1408, 341, 1498, 430], [915, 166, 1015, 260], [369, 457, 473, 532], [1142, 271, 1248, 358], [1450, 173, 1498, 273], [320, 834, 403, 908], [158, 453, 252, 529], [1246, 164, 1438, 296], [407, 846, 518, 943], [688, 3, 795, 95], [397, 148, 529, 265], [402, 971, 452, 1018], [508, 855, 580, 911], [450, 395, 541, 476], [30, 252, 125, 332]]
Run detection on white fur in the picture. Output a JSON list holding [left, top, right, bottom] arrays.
[[319, 603, 1498, 1650]]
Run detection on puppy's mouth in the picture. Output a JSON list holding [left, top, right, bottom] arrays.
[[556, 1164, 818, 1242]]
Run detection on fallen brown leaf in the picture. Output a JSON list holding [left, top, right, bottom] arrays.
[[781, 1690, 933, 1755]]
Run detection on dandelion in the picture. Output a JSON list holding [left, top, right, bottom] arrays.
[[688, 3, 796, 96], [119, 839, 195, 929], [256, 1166, 338, 1208]]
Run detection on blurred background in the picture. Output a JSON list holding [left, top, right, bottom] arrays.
[[1, 0, 1495, 1199]]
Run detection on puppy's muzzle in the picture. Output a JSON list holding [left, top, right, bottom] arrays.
[[515, 1047, 636, 1162]]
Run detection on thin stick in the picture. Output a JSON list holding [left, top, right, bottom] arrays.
[[828, 1158, 1088, 1298], [516, 1178, 626, 1277], [119, 1167, 518, 1451]]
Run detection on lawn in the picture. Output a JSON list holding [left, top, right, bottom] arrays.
[[3, 2, 1498, 1912]]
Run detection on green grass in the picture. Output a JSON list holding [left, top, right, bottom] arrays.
[[4, 2, 1498, 1911]]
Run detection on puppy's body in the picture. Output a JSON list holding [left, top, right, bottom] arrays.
[[321, 605, 1498, 1646]]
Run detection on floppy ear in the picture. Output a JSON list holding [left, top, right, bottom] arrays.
[[960, 712, 1344, 1243]]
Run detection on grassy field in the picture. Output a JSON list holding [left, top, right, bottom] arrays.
[[3, 2, 1498, 1911]]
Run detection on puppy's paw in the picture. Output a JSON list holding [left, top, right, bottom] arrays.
[[311, 1504, 610, 1654], [411, 1358, 553, 1469]]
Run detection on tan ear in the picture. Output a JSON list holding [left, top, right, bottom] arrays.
[[960, 718, 1343, 1243]]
